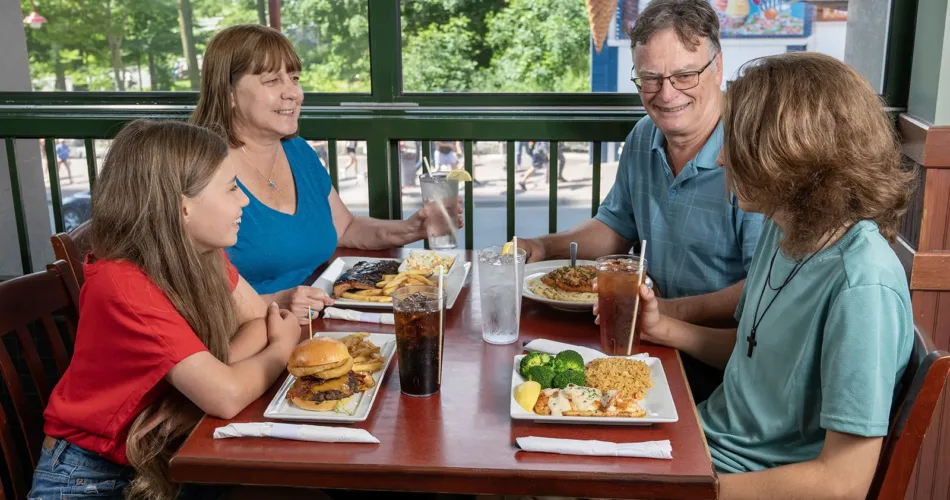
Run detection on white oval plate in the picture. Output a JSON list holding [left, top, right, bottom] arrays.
[[522, 260, 598, 312]]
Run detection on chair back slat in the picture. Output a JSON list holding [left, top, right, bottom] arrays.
[[0, 410, 25, 500], [0, 341, 40, 467], [0, 261, 80, 499], [50, 221, 91, 287], [12, 327, 50, 408], [39, 316, 70, 376], [867, 326, 950, 499]]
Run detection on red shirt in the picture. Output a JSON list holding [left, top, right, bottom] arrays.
[[43, 254, 240, 465]]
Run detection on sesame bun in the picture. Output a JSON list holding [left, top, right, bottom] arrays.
[[289, 395, 354, 412]]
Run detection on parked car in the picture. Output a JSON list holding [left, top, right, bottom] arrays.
[[62, 190, 91, 232]]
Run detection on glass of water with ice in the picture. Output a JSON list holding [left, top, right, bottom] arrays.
[[477, 245, 527, 345]]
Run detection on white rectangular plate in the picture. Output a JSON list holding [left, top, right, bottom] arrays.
[[263, 332, 396, 423], [311, 256, 470, 310], [510, 354, 679, 425]]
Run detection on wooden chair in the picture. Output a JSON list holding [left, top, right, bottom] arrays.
[[0, 261, 80, 499], [867, 326, 950, 499], [50, 220, 92, 287]]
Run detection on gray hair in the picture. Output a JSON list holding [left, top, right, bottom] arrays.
[[629, 0, 721, 59]]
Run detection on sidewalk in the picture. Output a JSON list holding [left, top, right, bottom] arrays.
[[338, 152, 620, 209]]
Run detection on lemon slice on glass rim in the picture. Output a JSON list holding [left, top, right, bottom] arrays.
[[502, 241, 514, 255], [445, 169, 473, 182]]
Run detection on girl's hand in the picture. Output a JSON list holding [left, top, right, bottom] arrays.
[[282, 286, 335, 325]]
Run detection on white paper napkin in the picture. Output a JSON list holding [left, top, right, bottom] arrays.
[[522, 339, 649, 363], [516, 436, 671, 459], [323, 307, 394, 325], [213, 422, 379, 443]]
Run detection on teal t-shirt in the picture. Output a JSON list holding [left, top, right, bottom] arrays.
[[698, 219, 913, 473]]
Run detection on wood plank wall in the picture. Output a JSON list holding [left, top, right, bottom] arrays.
[[898, 114, 950, 500]]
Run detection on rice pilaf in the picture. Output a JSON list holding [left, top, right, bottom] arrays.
[[585, 357, 653, 400]]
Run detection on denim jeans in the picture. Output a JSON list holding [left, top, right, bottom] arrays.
[[28, 437, 133, 499]]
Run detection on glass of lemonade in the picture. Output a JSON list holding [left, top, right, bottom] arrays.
[[477, 245, 526, 345], [596, 254, 650, 355], [392, 285, 446, 397], [419, 173, 459, 249]]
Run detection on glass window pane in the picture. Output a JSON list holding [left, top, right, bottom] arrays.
[[21, 0, 370, 93], [624, 1, 849, 93], [400, 0, 594, 93]]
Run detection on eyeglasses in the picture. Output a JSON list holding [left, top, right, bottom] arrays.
[[631, 54, 718, 93]]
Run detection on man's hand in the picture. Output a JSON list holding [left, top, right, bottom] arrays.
[[518, 238, 547, 263]]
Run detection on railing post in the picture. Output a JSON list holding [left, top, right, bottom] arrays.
[[367, 0, 400, 103], [5, 138, 32, 274]]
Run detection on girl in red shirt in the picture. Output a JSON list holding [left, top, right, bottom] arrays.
[[29, 120, 308, 499]]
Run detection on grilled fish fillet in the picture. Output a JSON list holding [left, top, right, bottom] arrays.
[[332, 260, 400, 298], [540, 265, 597, 293]]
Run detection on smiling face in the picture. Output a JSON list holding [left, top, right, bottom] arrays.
[[182, 156, 250, 252], [231, 66, 303, 143], [633, 29, 723, 140]]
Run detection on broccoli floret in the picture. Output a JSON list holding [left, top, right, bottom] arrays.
[[552, 370, 586, 389], [526, 365, 556, 390], [538, 353, 554, 365], [552, 350, 585, 374], [519, 352, 546, 378]]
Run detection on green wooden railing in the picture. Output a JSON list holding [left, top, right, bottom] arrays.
[[0, 105, 643, 274], [0, 0, 919, 275]]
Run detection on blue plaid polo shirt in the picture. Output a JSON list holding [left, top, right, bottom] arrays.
[[595, 117, 764, 299]]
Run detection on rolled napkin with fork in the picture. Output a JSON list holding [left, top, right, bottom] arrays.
[[322, 307, 394, 325], [213, 422, 380, 444], [522, 339, 649, 363], [516, 436, 671, 459]]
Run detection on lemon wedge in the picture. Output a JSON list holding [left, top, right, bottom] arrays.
[[514, 381, 542, 412], [445, 169, 473, 182], [502, 241, 514, 255]]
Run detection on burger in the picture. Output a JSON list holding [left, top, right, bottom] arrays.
[[286, 337, 371, 411]]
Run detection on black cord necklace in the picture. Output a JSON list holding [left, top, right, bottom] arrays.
[[746, 234, 832, 357]]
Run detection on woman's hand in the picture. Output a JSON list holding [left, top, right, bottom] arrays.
[[407, 196, 465, 239], [278, 286, 335, 325]]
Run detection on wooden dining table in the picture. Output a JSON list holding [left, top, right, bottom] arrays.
[[168, 249, 719, 499]]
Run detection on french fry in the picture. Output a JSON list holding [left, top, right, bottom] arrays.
[[354, 289, 383, 296], [413, 275, 435, 286], [341, 292, 393, 303], [351, 344, 381, 358], [402, 270, 430, 276], [381, 274, 396, 281], [340, 332, 370, 347]]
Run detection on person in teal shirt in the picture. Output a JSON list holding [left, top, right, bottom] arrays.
[[636, 53, 915, 498]]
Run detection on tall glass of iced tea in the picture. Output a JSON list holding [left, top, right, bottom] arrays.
[[596, 254, 649, 355], [392, 285, 446, 397]]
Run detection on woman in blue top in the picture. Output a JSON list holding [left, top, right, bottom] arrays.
[[191, 25, 461, 324]]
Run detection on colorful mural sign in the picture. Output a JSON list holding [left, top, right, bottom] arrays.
[[619, 0, 814, 40]]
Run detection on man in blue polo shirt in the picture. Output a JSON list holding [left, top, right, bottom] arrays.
[[519, 0, 763, 400]]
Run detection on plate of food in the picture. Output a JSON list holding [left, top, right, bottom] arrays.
[[509, 349, 678, 425], [522, 260, 598, 312], [264, 332, 396, 423], [398, 249, 460, 276], [311, 254, 471, 310]]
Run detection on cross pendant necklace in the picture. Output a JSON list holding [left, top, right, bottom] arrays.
[[241, 145, 281, 192]]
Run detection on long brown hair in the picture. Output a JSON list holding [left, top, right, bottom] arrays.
[[91, 119, 237, 499], [722, 52, 915, 257], [190, 24, 302, 147]]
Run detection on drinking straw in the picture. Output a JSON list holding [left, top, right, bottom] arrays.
[[513, 237, 520, 324], [437, 265, 445, 385], [626, 240, 647, 356], [308, 306, 313, 339], [422, 157, 432, 177]]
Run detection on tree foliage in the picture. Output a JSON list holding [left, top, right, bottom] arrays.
[[21, 0, 591, 93]]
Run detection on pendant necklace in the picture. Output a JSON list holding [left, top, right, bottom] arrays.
[[241, 145, 281, 192]]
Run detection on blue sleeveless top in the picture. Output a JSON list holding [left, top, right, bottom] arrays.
[[226, 137, 338, 295]]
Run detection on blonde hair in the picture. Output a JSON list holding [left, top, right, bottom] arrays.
[[190, 24, 303, 147], [723, 52, 915, 257], [91, 119, 237, 499]]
